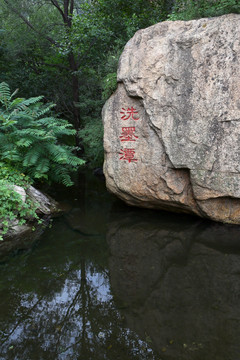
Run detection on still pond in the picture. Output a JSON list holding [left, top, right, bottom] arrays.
[[1, 172, 240, 360]]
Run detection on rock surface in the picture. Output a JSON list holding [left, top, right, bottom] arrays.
[[0, 184, 60, 246], [103, 14, 240, 224], [26, 186, 59, 215]]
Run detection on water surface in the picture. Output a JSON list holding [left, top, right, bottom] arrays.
[[1, 173, 240, 359]]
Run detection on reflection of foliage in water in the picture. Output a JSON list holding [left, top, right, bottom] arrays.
[[0, 218, 157, 360], [3, 170, 240, 360]]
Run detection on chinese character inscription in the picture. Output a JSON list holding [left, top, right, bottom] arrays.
[[118, 107, 140, 163]]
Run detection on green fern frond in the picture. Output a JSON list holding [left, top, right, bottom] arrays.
[[0, 82, 11, 103], [45, 143, 68, 163], [17, 128, 47, 139], [50, 164, 73, 186], [0, 82, 84, 186], [37, 117, 58, 127], [64, 153, 85, 167], [16, 138, 34, 147], [9, 97, 24, 109], [38, 117, 75, 135], [23, 147, 41, 166], [35, 104, 56, 119], [1, 150, 22, 162], [13, 96, 44, 112], [9, 111, 33, 124], [36, 158, 50, 174], [0, 114, 17, 127], [9, 88, 19, 100], [0, 142, 15, 152]]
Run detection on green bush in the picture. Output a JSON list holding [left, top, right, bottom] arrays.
[[0, 163, 39, 240], [168, 0, 240, 21], [0, 82, 85, 186], [78, 119, 104, 168]]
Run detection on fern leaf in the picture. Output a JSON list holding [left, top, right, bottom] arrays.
[[0, 82, 84, 186], [0, 82, 11, 103], [9, 88, 19, 100], [50, 164, 73, 186], [17, 96, 44, 108], [9, 97, 25, 110], [17, 128, 47, 139], [36, 158, 50, 173], [16, 138, 33, 147], [1, 150, 21, 162], [45, 144, 68, 163], [23, 147, 41, 167], [35, 104, 56, 119], [67, 155, 85, 167]]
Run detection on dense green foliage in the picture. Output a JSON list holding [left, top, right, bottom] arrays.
[[0, 163, 39, 239], [0, 81, 84, 237], [0, 82, 84, 186], [0, 0, 171, 167], [169, 0, 240, 20]]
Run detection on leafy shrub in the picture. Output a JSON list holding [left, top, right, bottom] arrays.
[[0, 82, 85, 186], [0, 163, 39, 240], [168, 0, 240, 21], [78, 119, 104, 168], [102, 72, 117, 101], [101, 51, 121, 101]]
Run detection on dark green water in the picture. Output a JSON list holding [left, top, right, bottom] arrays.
[[1, 173, 240, 360]]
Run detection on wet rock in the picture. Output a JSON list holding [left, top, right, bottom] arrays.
[[26, 186, 59, 215], [0, 185, 61, 256], [103, 14, 240, 224], [0, 221, 49, 261], [13, 185, 26, 203]]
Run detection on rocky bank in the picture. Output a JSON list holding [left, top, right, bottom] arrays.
[[0, 185, 60, 257], [103, 14, 240, 224]]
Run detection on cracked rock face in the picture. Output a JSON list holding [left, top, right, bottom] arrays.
[[103, 14, 240, 224]]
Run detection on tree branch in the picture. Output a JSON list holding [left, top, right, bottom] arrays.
[[50, 0, 66, 23], [3, 0, 59, 47], [70, 0, 74, 16], [64, 0, 69, 21]]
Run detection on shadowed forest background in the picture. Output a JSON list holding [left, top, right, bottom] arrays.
[[1, 0, 239, 167]]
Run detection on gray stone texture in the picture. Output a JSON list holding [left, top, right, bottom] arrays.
[[103, 14, 240, 224], [0, 185, 60, 243]]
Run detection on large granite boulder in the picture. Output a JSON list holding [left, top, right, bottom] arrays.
[[103, 14, 240, 224]]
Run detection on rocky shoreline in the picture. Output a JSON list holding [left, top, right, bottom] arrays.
[[0, 185, 62, 259]]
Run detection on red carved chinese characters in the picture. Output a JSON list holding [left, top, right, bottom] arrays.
[[120, 107, 139, 121], [119, 127, 138, 142], [119, 106, 140, 163], [119, 148, 137, 163]]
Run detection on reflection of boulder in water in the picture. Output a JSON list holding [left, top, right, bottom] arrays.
[[107, 208, 240, 360]]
